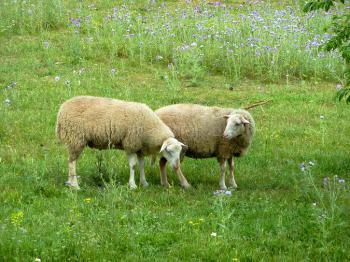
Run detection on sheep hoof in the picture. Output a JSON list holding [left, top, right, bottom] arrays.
[[229, 181, 238, 189], [220, 185, 227, 190], [65, 181, 80, 190], [161, 181, 171, 188], [142, 181, 149, 188], [182, 183, 191, 189], [129, 183, 138, 190]]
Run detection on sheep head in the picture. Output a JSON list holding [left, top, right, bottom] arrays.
[[160, 138, 187, 169], [223, 113, 251, 140]]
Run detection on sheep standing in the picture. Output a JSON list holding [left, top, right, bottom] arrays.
[[56, 96, 189, 189], [155, 104, 255, 189]]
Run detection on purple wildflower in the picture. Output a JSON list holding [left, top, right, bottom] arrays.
[[323, 177, 330, 187], [43, 40, 49, 49], [6, 82, 16, 90], [70, 18, 81, 27]]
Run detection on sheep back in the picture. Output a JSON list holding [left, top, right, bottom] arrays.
[[56, 96, 173, 155]]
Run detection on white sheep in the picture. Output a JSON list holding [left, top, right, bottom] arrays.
[[155, 104, 255, 190], [56, 96, 190, 189]]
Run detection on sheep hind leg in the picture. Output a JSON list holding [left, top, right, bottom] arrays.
[[228, 157, 238, 189], [138, 156, 149, 188], [218, 158, 227, 190], [66, 146, 84, 189], [159, 157, 170, 187], [127, 153, 138, 189]]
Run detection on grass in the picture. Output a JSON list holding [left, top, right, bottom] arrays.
[[1, 0, 350, 261]]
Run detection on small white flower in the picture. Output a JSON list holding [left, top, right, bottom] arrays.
[[210, 232, 217, 237], [191, 42, 197, 47], [312, 202, 317, 207], [338, 179, 345, 184], [4, 98, 11, 105], [111, 68, 116, 75], [34, 259, 41, 262], [54, 76, 60, 81], [320, 115, 325, 120], [308, 161, 315, 166], [155, 55, 163, 61], [336, 84, 342, 91]]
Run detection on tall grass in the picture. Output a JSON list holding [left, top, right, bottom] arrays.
[[1, 0, 345, 83]]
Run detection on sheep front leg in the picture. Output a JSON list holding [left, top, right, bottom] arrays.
[[172, 162, 191, 189], [138, 156, 149, 187], [159, 157, 170, 187], [228, 157, 238, 189], [218, 158, 227, 190], [127, 153, 138, 189]]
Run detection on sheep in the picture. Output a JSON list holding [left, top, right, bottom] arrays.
[[155, 104, 255, 190], [56, 96, 190, 189]]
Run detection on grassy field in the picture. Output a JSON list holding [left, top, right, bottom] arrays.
[[1, 0, 350, 261]]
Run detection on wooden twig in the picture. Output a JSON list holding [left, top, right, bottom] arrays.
[[243, 99, 272, 110]]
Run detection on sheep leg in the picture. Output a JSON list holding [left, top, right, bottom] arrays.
[[218, 158, 227, 190], [138, 156, 149, 187], [228, 157, 238, 189], [127, 153, 138, 189], [66, 147, 83, 189], [172, 163, 191, 189], [159, 157, 170, 187]]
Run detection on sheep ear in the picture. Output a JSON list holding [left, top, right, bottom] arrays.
[[242, 117, 250, 124], [223, 115, 230, 119], [160, 143, 168, 153], [179, 142, 188, 149]]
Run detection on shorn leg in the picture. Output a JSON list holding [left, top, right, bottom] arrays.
[[66, 147, 84, 189], [128, 153, 138, 189], [159, 157, 170, 187], [228, 157, 238, 189], [218, 158, 227, 190], [138, 156, 149, 187]]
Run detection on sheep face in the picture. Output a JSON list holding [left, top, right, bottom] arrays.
[[160, 138, 186, 169], [223, 113, 250, 140]]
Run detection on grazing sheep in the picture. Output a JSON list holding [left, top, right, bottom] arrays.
[[56, 96, 189, 189], [155, 104, 255, 190]]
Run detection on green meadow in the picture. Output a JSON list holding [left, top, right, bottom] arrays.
[[0, 0, 349, 261]]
